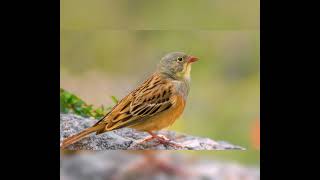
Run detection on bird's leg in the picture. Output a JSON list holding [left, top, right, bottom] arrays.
[[136, 131, 168, 143], [135, 131, 183, 149], [146, 131, 183, 149]]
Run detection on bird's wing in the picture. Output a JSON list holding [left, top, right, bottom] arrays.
[[95, 73, 177, 132]]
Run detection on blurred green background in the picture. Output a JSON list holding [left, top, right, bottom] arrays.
[[61, 0, 259, 166]]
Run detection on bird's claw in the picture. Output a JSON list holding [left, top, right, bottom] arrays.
[[135, 134, 183, 149], [153, 138, 183, 149]]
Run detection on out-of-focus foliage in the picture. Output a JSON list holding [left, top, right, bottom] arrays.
[[60, 0, 260, 166], [61, 0, 259, 30], [60, 88, 117, 119]]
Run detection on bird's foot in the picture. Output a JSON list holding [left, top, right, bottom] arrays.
[[152, 135, 183, 149], [145, 131, 183, 149]]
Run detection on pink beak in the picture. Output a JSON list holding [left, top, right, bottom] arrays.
[[187, 55, 199, 63]]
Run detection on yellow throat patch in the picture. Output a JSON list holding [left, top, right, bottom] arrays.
[[176, 63, 192, 80]]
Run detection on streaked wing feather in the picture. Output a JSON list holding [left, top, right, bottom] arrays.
[[98, 73, 175, 131]]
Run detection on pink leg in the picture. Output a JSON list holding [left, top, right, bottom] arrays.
[[146, 131, 183, 149]]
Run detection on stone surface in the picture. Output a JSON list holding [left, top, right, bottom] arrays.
[[60, 113, 245, 150], [60, 151, 260, 180]]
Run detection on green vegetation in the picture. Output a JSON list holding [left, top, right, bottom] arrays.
[[60, 88, 117, 119]]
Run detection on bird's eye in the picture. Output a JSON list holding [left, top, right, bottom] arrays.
[[177, 57, 183, 61]]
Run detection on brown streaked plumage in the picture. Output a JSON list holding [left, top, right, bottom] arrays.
[[60, 52, 199, 149]]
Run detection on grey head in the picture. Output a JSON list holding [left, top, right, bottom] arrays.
[[157, 52, 199, 80]]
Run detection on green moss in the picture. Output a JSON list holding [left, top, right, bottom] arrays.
[[60, 88, 117, 119]]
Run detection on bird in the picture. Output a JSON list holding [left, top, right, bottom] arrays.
[[60, 51, 199, 149]]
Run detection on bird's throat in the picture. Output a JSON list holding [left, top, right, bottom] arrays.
[[184, 63, 192, 81], [176, 63, 192, 82]]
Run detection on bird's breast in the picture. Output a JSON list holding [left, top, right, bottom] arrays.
[[131, 95, 186, 131], [172, 79, 190, 101]]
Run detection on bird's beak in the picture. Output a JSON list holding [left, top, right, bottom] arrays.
[[187, 55, 199, 63]]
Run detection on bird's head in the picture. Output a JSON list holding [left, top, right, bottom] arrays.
[[157, 52, 199, 80]]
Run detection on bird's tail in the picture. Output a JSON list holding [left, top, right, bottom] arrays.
[[60, 124, 104, 149]]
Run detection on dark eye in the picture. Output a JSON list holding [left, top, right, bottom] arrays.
[[177, 57, 183, 61]]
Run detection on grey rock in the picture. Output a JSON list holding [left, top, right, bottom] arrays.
[[60, 113, 245, 150], [60, 151, 260, 180]]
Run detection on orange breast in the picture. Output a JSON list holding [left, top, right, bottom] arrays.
[[131, 95, 186, 131]]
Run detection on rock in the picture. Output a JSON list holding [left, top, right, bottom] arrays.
[[60, 151, 260, 180], [60, 113, 245, 150]]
